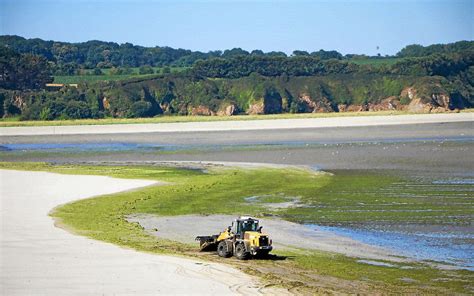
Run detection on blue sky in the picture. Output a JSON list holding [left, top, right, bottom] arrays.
[[1, 0, 472, 55]]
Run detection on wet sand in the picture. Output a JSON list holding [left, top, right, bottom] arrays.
[[127, 214, 408, 263], [2, 121, 472, 146], [1, 118, 472, 287], [3, 140, 471, 175], [1, 122, 473, 175]]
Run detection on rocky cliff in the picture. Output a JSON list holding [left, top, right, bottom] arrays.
[[2, 73, 470, 120]]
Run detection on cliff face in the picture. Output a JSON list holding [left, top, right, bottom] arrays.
[[401, 87, 459, 113], [132, 81, 460, 117], [137, 77, 468, 116], [2, 73, 470, 120]]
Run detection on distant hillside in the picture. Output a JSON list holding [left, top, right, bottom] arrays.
[[0, 36, 473, 120]]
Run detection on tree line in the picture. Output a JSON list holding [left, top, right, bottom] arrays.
[[2, 35, 471, 75], [0, 46, 52, 90], [0, 36, 472, 120], [191, 52, 473, 79], [397, 41, 474, 57]]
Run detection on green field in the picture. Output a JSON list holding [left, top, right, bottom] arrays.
[[53, 66, 190, 84], [53, 74, 156, 84], [0, 162, 471, 294], [348, 57, 405, 67]]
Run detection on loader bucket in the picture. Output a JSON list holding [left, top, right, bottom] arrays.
[[195, 235, 218, 251]]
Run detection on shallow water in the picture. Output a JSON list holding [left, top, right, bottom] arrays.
[[0, 142, 162, 152], [308, 224, 474, 271], [1, 129, 472, 271], [244, 194, 302, 209], [432, 179, 474, 185], [2, 137, 472, 154]]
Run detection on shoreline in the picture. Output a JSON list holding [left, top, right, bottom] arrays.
[[0, 169, 283, 295], [2, 162, 472, 294], [127, 213, 407, 263], [1, 112, 473, 136]]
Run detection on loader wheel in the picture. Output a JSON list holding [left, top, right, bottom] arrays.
[[217, 241, 232, 258], [234, 243, 250, 260]]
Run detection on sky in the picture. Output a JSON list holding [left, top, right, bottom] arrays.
[[1, 0, 473, 56]]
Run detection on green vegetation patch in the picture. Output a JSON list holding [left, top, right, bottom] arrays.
[[0, 162, 471, 293], [348, 57, 405, 67], [54, 74, 147, 84], [0, 162, 471, 227], [289, 249, 472, 293], [53, 67, 190, 84], [283, 170, 474, 226]]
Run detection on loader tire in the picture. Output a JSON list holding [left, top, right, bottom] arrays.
[[234, 243, 250, 260], [217, 241, 232, 258]]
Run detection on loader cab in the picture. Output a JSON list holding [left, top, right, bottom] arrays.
[[231, 217, 260, 238]]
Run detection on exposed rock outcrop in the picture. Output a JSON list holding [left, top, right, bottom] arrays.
[[407, 98, 448, 113], [400, 87, 417, 101], [407, 98, 432, 113], [337, 104, 348, 112], [431, 93, 451, 109], [401, 86, 453, 113], [247, 102, 265, 115], [159, 102, 172, 114], [338, 97, 403, 112], [297, 94, 334, 113], [102, 97, 110, 110], [338, 104, 368, 112], [368, 97, 401, 111], [13, 95, 27, 111], [190, 105, 215, 116], [217, 104, 237, 116]]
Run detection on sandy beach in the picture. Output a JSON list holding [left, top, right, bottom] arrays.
[[0, 169, 285, 295], [1, 113, 472, 136]]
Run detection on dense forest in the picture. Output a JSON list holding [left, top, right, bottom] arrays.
[[0, 35, 473, 120], [0, 35, 349, 73], [2, 35, 472, 74]]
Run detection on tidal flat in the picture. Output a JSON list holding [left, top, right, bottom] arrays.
[[0, 161, 472, 294], [1, 122, 472, 293]]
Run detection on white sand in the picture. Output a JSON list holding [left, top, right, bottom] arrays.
[[0, 170, 284, 295], [1, 113, 472, 136]]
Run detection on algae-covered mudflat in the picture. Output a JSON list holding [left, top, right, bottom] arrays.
[[1, 161, 472, 294], [1, 120, 472, 293]]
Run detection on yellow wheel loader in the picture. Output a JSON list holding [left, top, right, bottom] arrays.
[[195, 216, 272, 260]]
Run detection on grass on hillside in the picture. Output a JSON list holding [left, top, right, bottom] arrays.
[[53, 74, 151, 84], [53, 66, 189, 84], [348, 57, 405, 67], [0, 162, 471, 294]]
